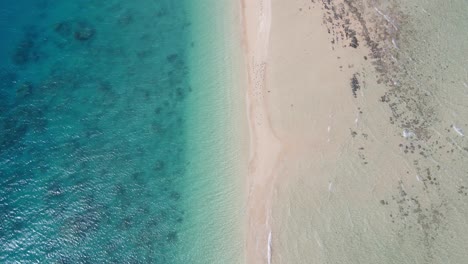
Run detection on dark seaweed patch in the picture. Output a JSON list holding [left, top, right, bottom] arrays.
[[16, 82, 33, 99], [166, 231, 178, 242], [12, 39, 36, 65], [166, 53, 179, 63], [170, 191, 181, 201], [176, 87, 185, 101], [117, 11, 134, 26], [74, 22, 95, 41], [54, 21, 73, 37], [350, 74, 360, 98], [154, 160, 165, 171], [350, 36, 359, 48]]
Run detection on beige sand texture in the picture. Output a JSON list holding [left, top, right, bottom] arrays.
[[242, 0, 468, 263], [240, 0, 468, 263], [241, 0, 281, 263], [264, 1, 379, 262], [242, 0, 372, 262]]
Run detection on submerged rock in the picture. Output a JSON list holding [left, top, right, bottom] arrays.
[[166, 231, 178, 242], [54, 21, 73, 37], [16, 82, 33, 99], [166, 53, 178, 63], [350, 36, 359, 48], [117, 12, 134, 26], [170, 191, 180, 201], [74, 22, 95, 41], [12, 39, 35, 65], [154, 160, 165, 171]]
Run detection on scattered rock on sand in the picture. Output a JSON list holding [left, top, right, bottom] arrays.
[[350, 74, 360, 98]]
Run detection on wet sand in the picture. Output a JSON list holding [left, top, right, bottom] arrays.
[[241, 0, 362, 261], [242, 0, 468, 263], [265, 0, 372, 262], [241, 0, 365, 262]]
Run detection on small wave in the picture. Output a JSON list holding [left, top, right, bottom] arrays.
[[402, 129, 416, 139], [453, 125, 464, 137]]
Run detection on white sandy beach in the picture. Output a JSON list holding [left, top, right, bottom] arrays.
[[240, 0, 281, 262]]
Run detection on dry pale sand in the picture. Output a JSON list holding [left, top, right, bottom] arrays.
[[240, 0, 280, 263]]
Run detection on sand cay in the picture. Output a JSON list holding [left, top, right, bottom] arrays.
[[241, 0, 280, 262], [242, 0, 468, 263]]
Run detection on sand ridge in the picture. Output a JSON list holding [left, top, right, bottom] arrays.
[[240, 0, 282, 263]]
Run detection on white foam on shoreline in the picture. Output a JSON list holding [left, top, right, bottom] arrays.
[[267, 231, 272, 264], [402, 129, 416, 139], [453, 125, 464, 137], [374, 7, 398, 31]]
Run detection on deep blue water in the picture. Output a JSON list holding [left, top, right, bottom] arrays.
[[0, 0, 193, 262]]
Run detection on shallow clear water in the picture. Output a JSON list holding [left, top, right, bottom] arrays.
[[0, 0, 244, 263]]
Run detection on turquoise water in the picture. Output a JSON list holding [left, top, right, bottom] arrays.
[[0, 1, 240, 262]]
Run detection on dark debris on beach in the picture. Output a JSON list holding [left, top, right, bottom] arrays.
[[350, 74, 360, 98]]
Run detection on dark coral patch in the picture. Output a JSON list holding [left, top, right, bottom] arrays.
[[166, 53, 178, 63], [16, 82, 33, 99], [12, 39, 35, 65], [74, 22, 95, 41], [54, 21, 73, 37]]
